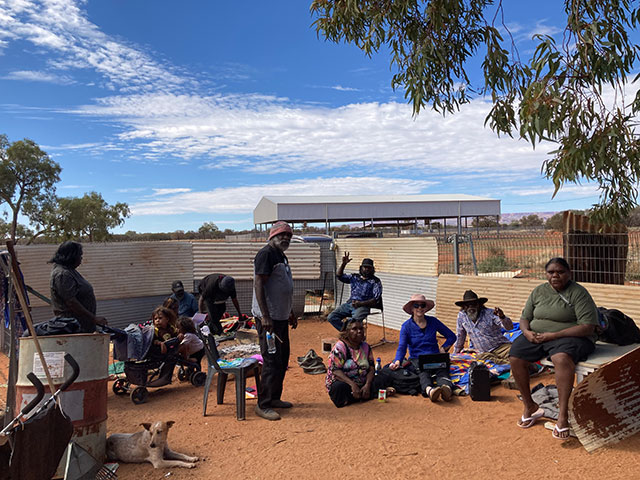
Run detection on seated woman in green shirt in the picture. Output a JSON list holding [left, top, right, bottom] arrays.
[[509, 257, 598, 440]]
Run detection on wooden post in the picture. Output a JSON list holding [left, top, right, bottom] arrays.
[[6, 241, 59, 400]]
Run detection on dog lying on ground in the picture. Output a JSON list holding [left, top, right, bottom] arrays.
[[106, 420, 198, 469]]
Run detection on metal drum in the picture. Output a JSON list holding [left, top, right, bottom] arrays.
[[15, 333, 110, 464]]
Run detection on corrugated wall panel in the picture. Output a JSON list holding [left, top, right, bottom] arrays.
[[435, 274, 640, 331], [335, 270, 438, 331], [29, 295, 167, 329], [15, 242, 193, 308], [192, 242, 320, 281], [334, 237, 438, 276], [435, 275, 540, 331]]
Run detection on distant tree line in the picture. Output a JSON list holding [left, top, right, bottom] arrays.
[[470, 209, 640, 231]]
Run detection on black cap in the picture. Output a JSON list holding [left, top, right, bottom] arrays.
[[171, 280, 184, 292], [361, 258, 374, 268]]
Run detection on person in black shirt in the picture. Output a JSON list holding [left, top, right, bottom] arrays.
[[197, 274, 243, 334]]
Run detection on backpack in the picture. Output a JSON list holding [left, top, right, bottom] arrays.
[[378, 364, 421, 396], [597, 307, 640, 346]]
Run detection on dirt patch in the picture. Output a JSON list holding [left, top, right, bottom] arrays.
[[3, 318, 640, 479]]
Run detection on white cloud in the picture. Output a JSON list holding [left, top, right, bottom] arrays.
[[44, 142, 102, 150], [0, 0, 187, 92], [332, 85, 360, 92], [130, 176, 438, 216], [1, 69, 73, 84], [72, 92, 550, 175], [151, 188, 192, 196], [58, 184, 93, 189], [116, 187, 147, 193], [510, 184, 600, 197]]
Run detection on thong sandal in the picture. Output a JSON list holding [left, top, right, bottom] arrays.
[[545, 421, 576, 439], [517, 407, 544, 428]]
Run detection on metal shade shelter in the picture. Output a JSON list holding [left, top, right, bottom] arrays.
[[253, 194, 500, 233]]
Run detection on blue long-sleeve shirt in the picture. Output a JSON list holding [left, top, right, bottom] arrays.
[[394, 315, 457, 362]]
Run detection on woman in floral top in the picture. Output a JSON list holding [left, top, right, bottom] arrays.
[[326, 318, 394, 407]]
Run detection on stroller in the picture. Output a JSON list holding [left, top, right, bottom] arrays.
[[110, 330, 206, 405], [1, 354, 80, 480]]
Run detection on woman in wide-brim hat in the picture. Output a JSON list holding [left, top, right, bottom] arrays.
[[389, 294, 458, 402]]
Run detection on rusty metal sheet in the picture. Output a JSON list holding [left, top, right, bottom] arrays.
[[569, 345, 640, 452]]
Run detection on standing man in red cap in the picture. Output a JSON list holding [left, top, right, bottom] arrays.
[[252, 221, 298, 421]]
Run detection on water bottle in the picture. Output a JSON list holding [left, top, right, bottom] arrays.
[[375, 357, 382, 374], [266, 332, 276, 354]]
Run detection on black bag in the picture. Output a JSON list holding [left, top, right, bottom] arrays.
[[597, 307, 640, 346], [468, 362, 491, 401], [378, 365, 421, 396]]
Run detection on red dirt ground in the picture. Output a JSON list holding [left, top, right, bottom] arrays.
[[2, 318, 640, 479]]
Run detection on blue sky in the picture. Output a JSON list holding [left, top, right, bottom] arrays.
[[0, 1, 617, 233]]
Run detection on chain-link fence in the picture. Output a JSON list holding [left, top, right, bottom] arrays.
[[437, 230, 640, 284]]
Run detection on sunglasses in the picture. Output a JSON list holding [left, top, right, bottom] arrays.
[[413, 303, 428, 309]]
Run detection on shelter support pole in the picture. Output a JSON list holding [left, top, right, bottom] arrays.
[[453, 233, 460, 275]]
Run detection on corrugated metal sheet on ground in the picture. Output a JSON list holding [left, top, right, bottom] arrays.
[[15, 242, 193, 308], [192, 242, 320, 280], [570, 346, 640, 452], [335, 270, 438, 331], [334, 237, 438, 276], [436, 274, 640, 332]]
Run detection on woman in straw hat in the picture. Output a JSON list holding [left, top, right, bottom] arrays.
[[389, 294, 457, 402]]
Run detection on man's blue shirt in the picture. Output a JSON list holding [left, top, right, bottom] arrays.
[[338, 273, 382, 303], [171, 292, 198, 317]]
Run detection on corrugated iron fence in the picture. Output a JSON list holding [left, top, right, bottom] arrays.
[[333, 237, 439, 331], [2, 241, 322, 352]]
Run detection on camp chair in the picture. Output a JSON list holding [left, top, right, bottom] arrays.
[[200, 329, 261, 421], [365, 297, 393, 348]]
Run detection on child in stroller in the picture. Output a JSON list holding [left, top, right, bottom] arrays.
[[112, 308, 206, 404]]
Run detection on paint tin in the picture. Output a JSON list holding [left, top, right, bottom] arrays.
[[378, 388, 387, 402]]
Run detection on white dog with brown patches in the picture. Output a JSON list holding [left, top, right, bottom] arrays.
[[106, 421, 198, 469]]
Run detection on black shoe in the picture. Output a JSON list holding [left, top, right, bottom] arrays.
[[271, 399, 293, 408], [255, 406, 281, 420]]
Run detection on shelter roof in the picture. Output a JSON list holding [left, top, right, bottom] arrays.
[[253, 194, 500, 224]]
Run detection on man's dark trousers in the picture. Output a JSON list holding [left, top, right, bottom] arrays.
[[255, 317, 290, 409]]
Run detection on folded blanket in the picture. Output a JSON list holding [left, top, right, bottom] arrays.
[[450, 352, 511, 392]]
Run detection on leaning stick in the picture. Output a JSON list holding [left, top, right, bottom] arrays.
[[6, 241, 59, 403]]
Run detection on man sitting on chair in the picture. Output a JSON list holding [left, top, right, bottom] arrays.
[[327, 253, 382, 331]]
